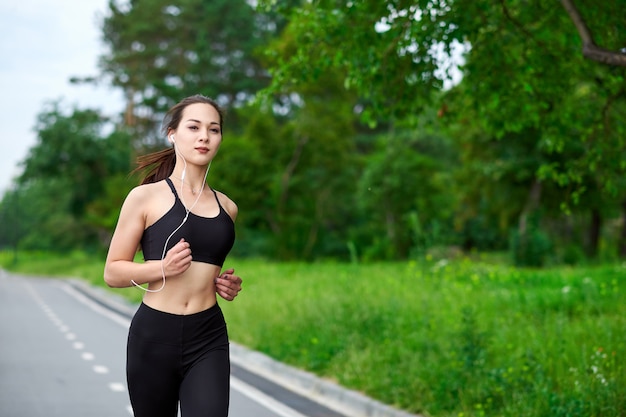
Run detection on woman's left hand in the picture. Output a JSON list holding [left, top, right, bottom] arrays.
[[215, 268, 242, 301]]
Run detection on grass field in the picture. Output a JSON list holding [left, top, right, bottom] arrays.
[[1, 250, 624, 417]]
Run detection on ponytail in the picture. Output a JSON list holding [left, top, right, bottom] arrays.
[[132, 148, 176, 185]]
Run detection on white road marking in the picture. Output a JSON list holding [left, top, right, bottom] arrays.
[[65, 333, 76, 340], [73, 341, 85, 350], [109, 382, 126, 392], [82, 352, 95, 361], [93, 365, 109, 374], [60, 283, 131, 328]]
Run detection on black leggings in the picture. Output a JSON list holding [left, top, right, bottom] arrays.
[[127, 302, 230, 417]]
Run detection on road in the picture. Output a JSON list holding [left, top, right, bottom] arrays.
[[0, 270, 346, 417]]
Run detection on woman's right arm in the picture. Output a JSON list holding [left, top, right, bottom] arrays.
[[104, 186, 193, 288], [103, 187, 161, 288]]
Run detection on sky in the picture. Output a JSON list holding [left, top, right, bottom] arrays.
[[0, 0, 124, 194]]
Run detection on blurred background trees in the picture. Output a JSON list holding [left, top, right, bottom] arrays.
[[1, 0, 625, 266]]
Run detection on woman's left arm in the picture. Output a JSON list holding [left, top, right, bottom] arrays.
[[216, 268, 242, 301], [215, 191, 241, 301]]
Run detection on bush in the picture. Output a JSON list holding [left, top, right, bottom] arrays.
[[510, 226, 552, 267]]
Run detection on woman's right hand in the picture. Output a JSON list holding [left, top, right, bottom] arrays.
[[163, 238, 192, 276]]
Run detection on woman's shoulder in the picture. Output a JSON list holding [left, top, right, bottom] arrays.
[[125, 180, 169, 205]]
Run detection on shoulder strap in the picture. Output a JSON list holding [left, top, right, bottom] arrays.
[[211, 189, 224, 209], [165, 178, 180, 200]]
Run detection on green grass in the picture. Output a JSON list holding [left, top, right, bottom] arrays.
[[1, 251, 624, 417]]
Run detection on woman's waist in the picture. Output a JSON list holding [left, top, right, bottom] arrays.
[[143, 263, 220, 314], [129, 302, 227, 345], [142, 292, 217, 315]]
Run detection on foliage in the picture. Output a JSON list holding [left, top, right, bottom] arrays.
[[100, 0, 274, 140], [230, 76, 361, 260], [0, 190, 22, 253], [353, 117, 459, 260], [0, 102, 132, 251], [255, 0, 626, 259], [509, 213, 553, 267], [257, 0, 453, 124], [21, 103, 110, 216]]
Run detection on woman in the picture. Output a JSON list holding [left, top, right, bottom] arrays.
[[104, 94, 242, 417]]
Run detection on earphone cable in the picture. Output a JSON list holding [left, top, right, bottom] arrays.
[[131, 146, 211, 292]]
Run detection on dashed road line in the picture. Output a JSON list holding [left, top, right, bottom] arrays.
[[93, 365, 109, 374], [109, 382, 126, 392]]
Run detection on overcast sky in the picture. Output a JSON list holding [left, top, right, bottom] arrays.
[[0, 0, 124, 194]]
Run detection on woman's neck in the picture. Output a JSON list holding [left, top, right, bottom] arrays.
[[170, 167, 209, 195]]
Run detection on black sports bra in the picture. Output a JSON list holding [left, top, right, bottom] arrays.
[[140, 178, 235, 267]]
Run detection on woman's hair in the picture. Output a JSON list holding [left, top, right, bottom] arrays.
[[133, 95, 225, 185]]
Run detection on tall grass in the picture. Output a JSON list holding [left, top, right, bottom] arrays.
[[1, 251, 624, 416]]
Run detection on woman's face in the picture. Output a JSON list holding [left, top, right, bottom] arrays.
[[170, 103, 223, 166]]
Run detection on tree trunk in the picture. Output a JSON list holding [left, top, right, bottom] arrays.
[[269, 134, 309, 235], [588, 208, 601, 258], [124, 88, 135, 127], [559, 0, 626, 67], [519, 179, 542, 236], [619, 200, 626, 259]]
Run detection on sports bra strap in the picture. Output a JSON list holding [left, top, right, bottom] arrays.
[[165, 178, 179, 199], [166, 178, 222, 208], [211, 189, 223, 209]]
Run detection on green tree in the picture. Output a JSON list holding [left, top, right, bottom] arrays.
[[0, 189, 23, 257], [258, 0, 626, 259], [100, 0, 275, 143], [11, 102, 132, 251], [0, 179, 96, 252], [227, 78, 360, 260], [20, 103, 130, 216], [354, 116, 458, 260]]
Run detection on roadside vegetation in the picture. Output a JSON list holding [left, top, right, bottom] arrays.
[[2, 250, 623, 417]]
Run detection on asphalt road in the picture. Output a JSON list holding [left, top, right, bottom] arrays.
[[0, 270, 345, 417]]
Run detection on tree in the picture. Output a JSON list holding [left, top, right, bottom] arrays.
[[257, 0, 626, 259], [228, 74, 361, 260], [560, 0, 626, 67], [258, 1, 625, 116], [354, 116, 458, 260], [20, 103, 132, 214], [100, 0, 275, 144], [0, 189, 23, 258], [13, 102, 132, 251]]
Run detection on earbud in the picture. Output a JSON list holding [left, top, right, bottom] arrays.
[[170, 135, 175, 144]]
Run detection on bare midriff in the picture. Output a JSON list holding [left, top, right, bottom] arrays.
[[141, 261, 220, 315]]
